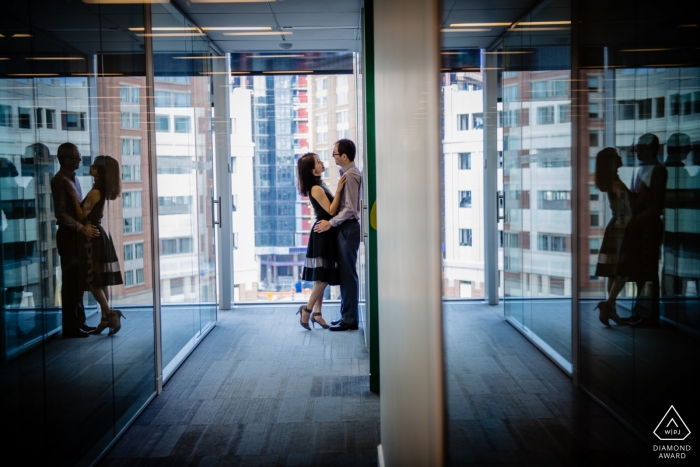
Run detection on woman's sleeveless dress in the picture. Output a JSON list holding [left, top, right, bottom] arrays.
[[301, 184, 340, 285], [595, 179, 632, 277], [78, 193, 123, 289]]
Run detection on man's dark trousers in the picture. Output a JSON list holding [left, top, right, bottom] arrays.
[[336, 220, 360, 325], [57, 227, 85, 332]]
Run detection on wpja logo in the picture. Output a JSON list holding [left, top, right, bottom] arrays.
[[653, 405, 691, 459]]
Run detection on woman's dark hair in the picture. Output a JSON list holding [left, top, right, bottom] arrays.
[[594, 148, 619, 193], [92, 155, 121, 200], [297, 152, 321, 197], [335, 139, 356, 162]]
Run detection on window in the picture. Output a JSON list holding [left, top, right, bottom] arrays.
[[233, 232, 239, 249], [637, 98, 652, 120], [504, 232, 519, 248], [589, 131, 599, 147], [655, 97, 665, 118], [123, 217, 143, 234], [155, 91, 191, 107], [694, 91, 700, 114], [459, 229, 473, 246], [156, 115, 170, 131], [589, 238, 601, 254], [123, 242, 143, 261], [125, 271, 133, 286], [532, 81, 549, 99], [122, 138, 140, 156], [317, 78, 327, 91], [336, 91, 348, 105], [316, 114, 328, 127], [45, 109, 55, 129], [538, 190, 570, 210], [588, 76, 599, 91], [120, 112, 139, 129], [670, 94, 680, 116], [682, 93, 692, 115], [589, 185, 600, 201], [174, 116, 191, 133], [590, 212, 600, 227], [618, 100, 635, 120], [35, 108, 43, 128], [538, 234, 567, 252], [120, 85, 140, 104], [120, 86, 129, 103], [18, 107, 31, 129], [136, 268, 144, 284], [337, 129, 350, 139], [0, 104, 11, 127], [457, 114, 469, 131], [232, 194, 237, 212], [536, 106, 555, 125], [122, 164, 141, 181], [122, 191, 142, 209], [336, 110, 348, 124], [158, 196, 192, 215], [459, 191, 472, 208], [472, 113, 483, 130], [316, 96, 327, 108], [317, 131, 328, 144], [503, 84, 518, 102], [61, 111, 86, 131], [589, 103, 600, 119], [503, 109, 519, 126], [459, 153, 471, 170], [559, 104, 570, 123], [498, 151, 503, 168], [160, 237, 195, 255], [170, 278, 184, 295]]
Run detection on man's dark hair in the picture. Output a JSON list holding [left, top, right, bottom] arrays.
[[57, 142, 78, 165], [336, 139, 356, 162]]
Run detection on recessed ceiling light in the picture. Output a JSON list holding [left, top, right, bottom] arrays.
[[224, 32, 290, 36], [450, 23, 511, 27], [442, 29, 491, 33], [246, 54, 305, 58], [26, 57, 85, 61], [202, 27, 272, 31]]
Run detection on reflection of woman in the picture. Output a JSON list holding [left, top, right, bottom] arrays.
[[65, 156, 125, 335], [593, 148, 632, 326], [296, 153, 346, 330]]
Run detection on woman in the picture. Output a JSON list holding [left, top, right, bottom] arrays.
[[65, 155, 125, 335], [593, 148, 633, 326], [296, 152, 346, 330]]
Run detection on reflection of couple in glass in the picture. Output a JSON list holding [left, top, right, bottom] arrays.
[[51, 143, 125, 338], [295, 139, 363, 332], [594, 134, 667, 327]]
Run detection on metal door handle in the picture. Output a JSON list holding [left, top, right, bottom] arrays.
[[497, 191, 505, 222], [211, 196, 221, 227]]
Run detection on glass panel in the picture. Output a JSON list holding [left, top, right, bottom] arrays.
[[1, 1, 154, 464], [500, 0, 573, 371], [151, 4, 217, 379]]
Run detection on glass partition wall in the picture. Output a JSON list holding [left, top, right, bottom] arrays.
[[499, 0, 573, 371], [0, 1, 221, 463]]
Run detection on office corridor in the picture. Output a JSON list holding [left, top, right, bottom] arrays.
[[100, 304, 646, 466]]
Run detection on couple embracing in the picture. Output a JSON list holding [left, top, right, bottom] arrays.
[[296, 139, 362, 332]]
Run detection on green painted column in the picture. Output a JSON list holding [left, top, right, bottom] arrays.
[[362, 0, 380, 393]]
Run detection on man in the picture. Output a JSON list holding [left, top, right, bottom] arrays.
[[51, 143, 99, 338], [314, 139, 362, 331]]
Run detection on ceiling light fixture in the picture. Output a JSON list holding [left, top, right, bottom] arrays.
[[136, 33, 206, 37], [173, 56, 228, 59], [224, 32, 290, 36], [262, 70, 312, 74], [483, 51, 532, 54], [71, 72, 123, 76], [83, 1, 169, 4], [247, 54, 305, 58], [516, 21, 571, 26], [442, 28, 491, 33], [202, 27, 272, 31], [450, 23, 511, 27], [190, 0, 274, 3], [620, 48, 677, 52], [12, 34, 33, 38], [26, 57, 85, 60], [8, 73, 59, 77], [129, 27, 198, 32]]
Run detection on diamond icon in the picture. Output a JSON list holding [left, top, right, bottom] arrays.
[[654, 406, 691, 441]]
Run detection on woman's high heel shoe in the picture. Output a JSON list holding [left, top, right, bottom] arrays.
[[108, 310, 125, 336], [606, 304, 624, 326], [297, 306, 311, 330], [594, 301, 611, 327], [90, 317, 110, 335], [310, 313, 330, 329]]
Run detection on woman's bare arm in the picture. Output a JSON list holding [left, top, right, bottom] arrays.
[[327, 175, 347, 215], [62, 181, 99, 220]]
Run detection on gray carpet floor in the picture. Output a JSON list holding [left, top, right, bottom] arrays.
[[99, 302, 650, 467]]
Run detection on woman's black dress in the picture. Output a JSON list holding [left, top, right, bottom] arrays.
[[595, 179, 633, 277], [78, 193, 123, 289], [302, 184, 340, 285]]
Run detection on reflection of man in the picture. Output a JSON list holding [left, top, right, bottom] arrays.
[[623, 134, 667, 327], [50, 143, 99, 338], [662, 133, 699, 298], [314, 139, 362, 331]]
